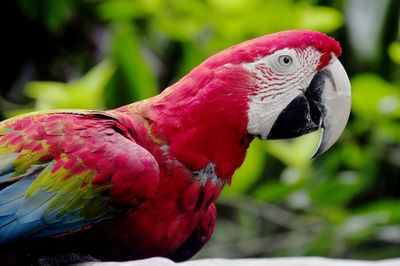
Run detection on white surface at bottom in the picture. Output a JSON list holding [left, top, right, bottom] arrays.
[[80, 256, 400, 266]]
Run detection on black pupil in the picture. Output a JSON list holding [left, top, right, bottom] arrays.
[[283, 56, 290, 64]]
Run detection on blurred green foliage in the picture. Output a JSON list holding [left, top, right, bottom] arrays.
[[6, 60, 115, 117], [2, 0, 399, 261]]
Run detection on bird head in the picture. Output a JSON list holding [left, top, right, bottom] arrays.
[[202, 30, 351, 158]]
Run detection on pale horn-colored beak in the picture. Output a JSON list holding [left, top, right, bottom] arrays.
[[309, 58, 351, 158]]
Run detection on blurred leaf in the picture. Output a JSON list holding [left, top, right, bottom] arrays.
[[209, 0, 295, 50], [305, 229, 335, 256], [25, 60, 115, 110], [111, 22, 159, 101], [351, 73, 400, 119], [207, 0, 259, 13], [314, 204, 348, 224], [310, 171, 364, 205], [178, 43, 210, 78], [335, 200, 400, 247], [46, 0, 74, 32], [152, 0, 207, 41], [5, 108, 36, 119], [388, 42, 400, 65], [354, 200, 400, 223], [340, 142, 370, 169], [225, 139, 266, 195], [375, 120, 400, 142], [296, 5, 343, 32], [97, 0, 145, 21], [17, 0, 42, 21], [253, 181, 298, 202], [18, 0, 73, 32], [265, 130, 320, 169]]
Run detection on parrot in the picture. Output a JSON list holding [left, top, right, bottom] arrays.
[[0, 30, 351, 264]]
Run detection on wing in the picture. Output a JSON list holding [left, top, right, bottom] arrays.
[[0, 111, 159, 244]]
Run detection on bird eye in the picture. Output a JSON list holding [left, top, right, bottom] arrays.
[[278, 55, 292, 66]]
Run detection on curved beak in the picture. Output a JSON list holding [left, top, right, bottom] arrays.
[[267, 58, 351, 158], [308, 59, 351, 158]]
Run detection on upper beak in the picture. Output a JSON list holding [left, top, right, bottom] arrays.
[[308, 58, 351, 158], [267, 58, 351, 158]]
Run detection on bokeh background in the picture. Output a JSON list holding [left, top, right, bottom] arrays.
[[1, 0, 400, 260]]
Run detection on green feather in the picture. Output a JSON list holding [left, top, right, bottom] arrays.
[[0, 153, 19, 176], [26, 162, 54, 197]]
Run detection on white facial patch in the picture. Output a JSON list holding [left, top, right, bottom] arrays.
[[242, 47, 323, 139]]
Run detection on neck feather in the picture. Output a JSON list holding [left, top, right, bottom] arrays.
[[119, 64, 256, 182]]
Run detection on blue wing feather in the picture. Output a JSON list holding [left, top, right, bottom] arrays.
[[0, 153, 19, 180], [0, 167, 110, 243], [18, 200, 53, 224], [15, 191, 56, 222], [0, 176, 36, 205], [0, 215, 15, 228], [0, 196, 25, 216], [0, 172, 13, 182], [0, 219, 43, 243]]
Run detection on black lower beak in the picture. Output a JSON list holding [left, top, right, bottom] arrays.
[[267, 88, 322, 139]]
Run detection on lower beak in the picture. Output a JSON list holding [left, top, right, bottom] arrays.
[[267, 58, 351, 158]]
